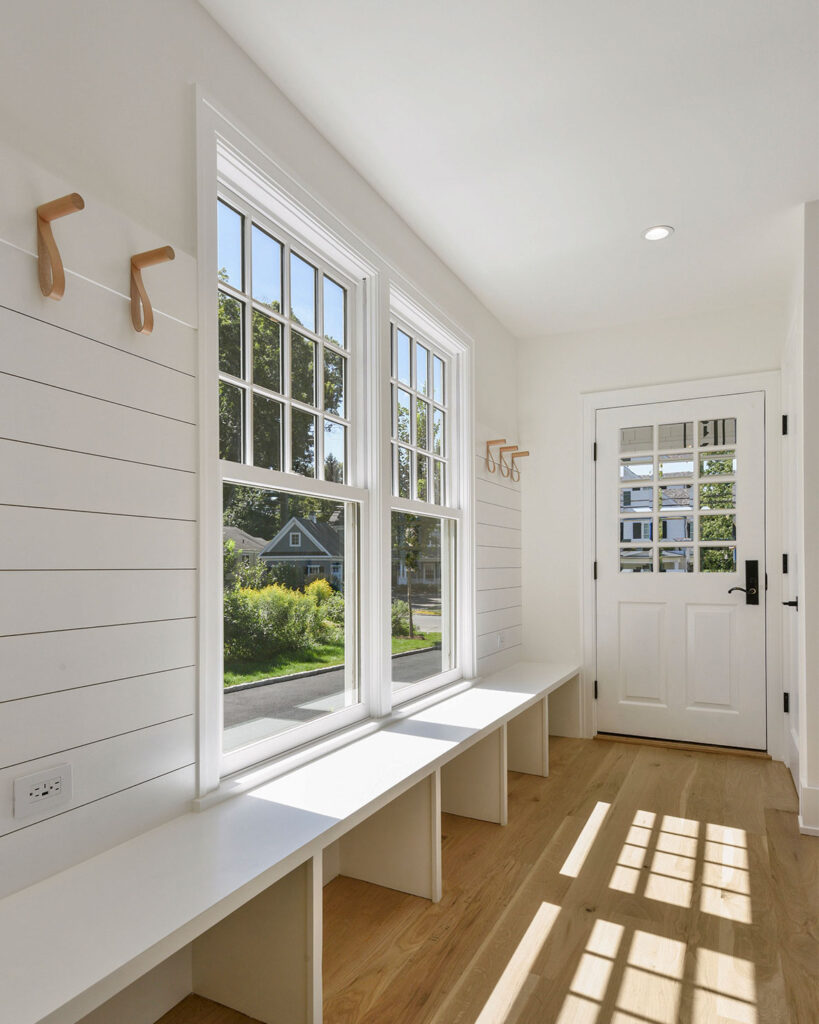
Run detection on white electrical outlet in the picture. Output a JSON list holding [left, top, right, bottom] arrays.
[[14, 763, 72, 819]]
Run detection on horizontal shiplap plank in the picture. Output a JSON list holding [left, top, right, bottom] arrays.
[[0, 618, 196, 702], [475, 501, 521, 529], [475, 522, 521, 548], [0, 307, 196, 422], [0, 668, 195, 769], [0, 507, 197, 570], [476, 566, 522, 591], [0, 373, 196, 471], [476, 645, 522, 678], [476, 587, 522, 614], [476, 545, 522, 569], [476, 626, 523, 660], [476, 476, 522, 511], [0, 716, 195, 836], [477, 605, 523, 637], [0, 764, 196, 900], [0, 440, 196, 520], [0, 569, 196, 636]]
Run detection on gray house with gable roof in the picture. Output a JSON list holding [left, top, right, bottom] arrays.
[[259, 516, 344, 589]]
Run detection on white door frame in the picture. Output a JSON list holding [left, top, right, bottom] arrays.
[[580, 371, 784, 759]]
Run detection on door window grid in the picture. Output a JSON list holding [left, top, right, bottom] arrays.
[[617, 421, 737, 573], [217, 196, 351, 483]]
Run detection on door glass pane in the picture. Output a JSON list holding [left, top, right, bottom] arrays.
[[660, 484, 693, 510], [659, 547, 694, 573], [397, 446, 411, 498], [391, 512, 454, 691], [322, 276, 345, 347], [289, 253, 316, 331], [432, 409, 445, 456], [251, 225, 282, 312], [659, 516, 694, 541], [416, 398, 429, 450], [620, 455, 653, 480], [395, 388, 411, 443], [620, 518, 652, 542], [323, 348, 345, 417], [433, 356, 445, 404], [620, 486, 653, 511], [219, 380, 243, 462], [395, 329, 411, 385], [291, 409, 316, 476], [417, 344, 429, 396], [659, 422, 694, 449], [620, 548, 653, 572], [291, 333, 316, 406], [218, 292, 243, 378], [659, 453, 694, 478], [620, 426, 653, 453], [699, 418, 736, 447], [433, 460, 444, 504], [252, 310, 281, 393], [253, 394, 282, 471], [700, 450, 736, 476], [217, 200, 243, 289], [700, 547, 737, 572], [324, 421, 345, 483], [222, 483, 359, 753], [417, 453, 429, 501], [699, 482, 736, 510], [700, 514, 736, 541]]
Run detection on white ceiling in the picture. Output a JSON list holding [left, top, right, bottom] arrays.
[[199, 0, 819, 338]]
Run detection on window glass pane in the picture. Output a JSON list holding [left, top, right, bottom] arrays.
[[290, 253, 316, 331], [659, 516, 694, 541], [396, 388, 411, 443], [699, 482, 736, 510], [659, 454, 694, 478], [700, 450, 736, 476], [620, 486, 653, 511], [659, 547, 693, 573], [218, 292, 243, 378], [291, 332, 316, 406], [222, 483, 358, 752], [700, 514, 736, 541], [659, 422, 694, 449], [219, 380, 243, 462], [620, 518, 652, 542], [252, 394, 282, 471], [417, 453, 429, 501], [396, 329, 411, 385], [620, 426, 653, 453], [322, 276, 345, 347], [699, 419, 736, 447], [291, 409, 316, 477], [217, 200, 243, 289], [391, 512, 454, 691], [252, 310, 281, 393], [433, 460, 444, 505], [417, 345, 429, 396], [397, 446, 411, 498], [620, 455, 653, 480], [416, 398, 429, 450], [251, 225, 282, 312], [433, 355, 445, 404], [324, 421, 345, 483], [660, 484, 693, 510], [620, 548, 653, 572], [432, 409, 445, 456], [700, 547, 737, 572], [323, 348, 346, 417]]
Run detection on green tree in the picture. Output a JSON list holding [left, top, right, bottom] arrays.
[[699, 454, 736, 570]]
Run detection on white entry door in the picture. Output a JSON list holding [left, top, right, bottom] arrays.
[[595, 391, 767, 749]]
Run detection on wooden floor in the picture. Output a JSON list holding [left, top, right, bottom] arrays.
[[159, 738, 818, 1024]]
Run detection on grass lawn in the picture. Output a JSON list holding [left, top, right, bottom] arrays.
[[223, 633, 443, 687]]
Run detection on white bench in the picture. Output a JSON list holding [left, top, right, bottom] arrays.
[[0, 661, 579, 1024]]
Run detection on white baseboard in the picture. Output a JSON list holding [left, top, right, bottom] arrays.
[[798, 816, 819, 837], [798, 782, 819, 836]]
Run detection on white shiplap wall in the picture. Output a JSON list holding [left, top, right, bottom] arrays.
[[0, 225, 198, 897], [474, 450, 523, 676]]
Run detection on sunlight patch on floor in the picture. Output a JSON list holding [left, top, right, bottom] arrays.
[[560, 802, 612, 877]]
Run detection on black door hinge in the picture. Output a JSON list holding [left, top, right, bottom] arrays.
[[783, 553, 789, 574], [765, 572, 768, 591], [782, 414, 788, 436], [593, 442, 597, 461], [593, 561, 598, 580], [594, 679, 598, 700], [783, 692, 790, 714]]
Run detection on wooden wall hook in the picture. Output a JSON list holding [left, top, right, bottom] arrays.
[[36, 193, 85, 300], [130, 246, 175, 334], [510, 449, 529, 482], [498, 445, 518, 478], [485, 438, 506, 473]]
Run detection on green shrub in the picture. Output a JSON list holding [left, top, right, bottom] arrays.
[[305, 577, 334, 604], [391, 599, 410, 637]]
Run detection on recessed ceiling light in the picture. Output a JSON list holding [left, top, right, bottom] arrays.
[[643, 225, 674, 241]]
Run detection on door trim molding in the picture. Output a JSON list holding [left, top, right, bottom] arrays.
[[580, 371, 783, 759]]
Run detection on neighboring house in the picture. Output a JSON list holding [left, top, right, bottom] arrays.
[[223, 526, 268, 565], [260, 516, 344, 588]]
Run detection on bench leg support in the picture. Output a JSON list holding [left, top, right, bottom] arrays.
[[441, 726, 508, 825], [507, 697, 549, 777]]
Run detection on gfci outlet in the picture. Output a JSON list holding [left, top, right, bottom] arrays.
[[14, 763, 72, 819]]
